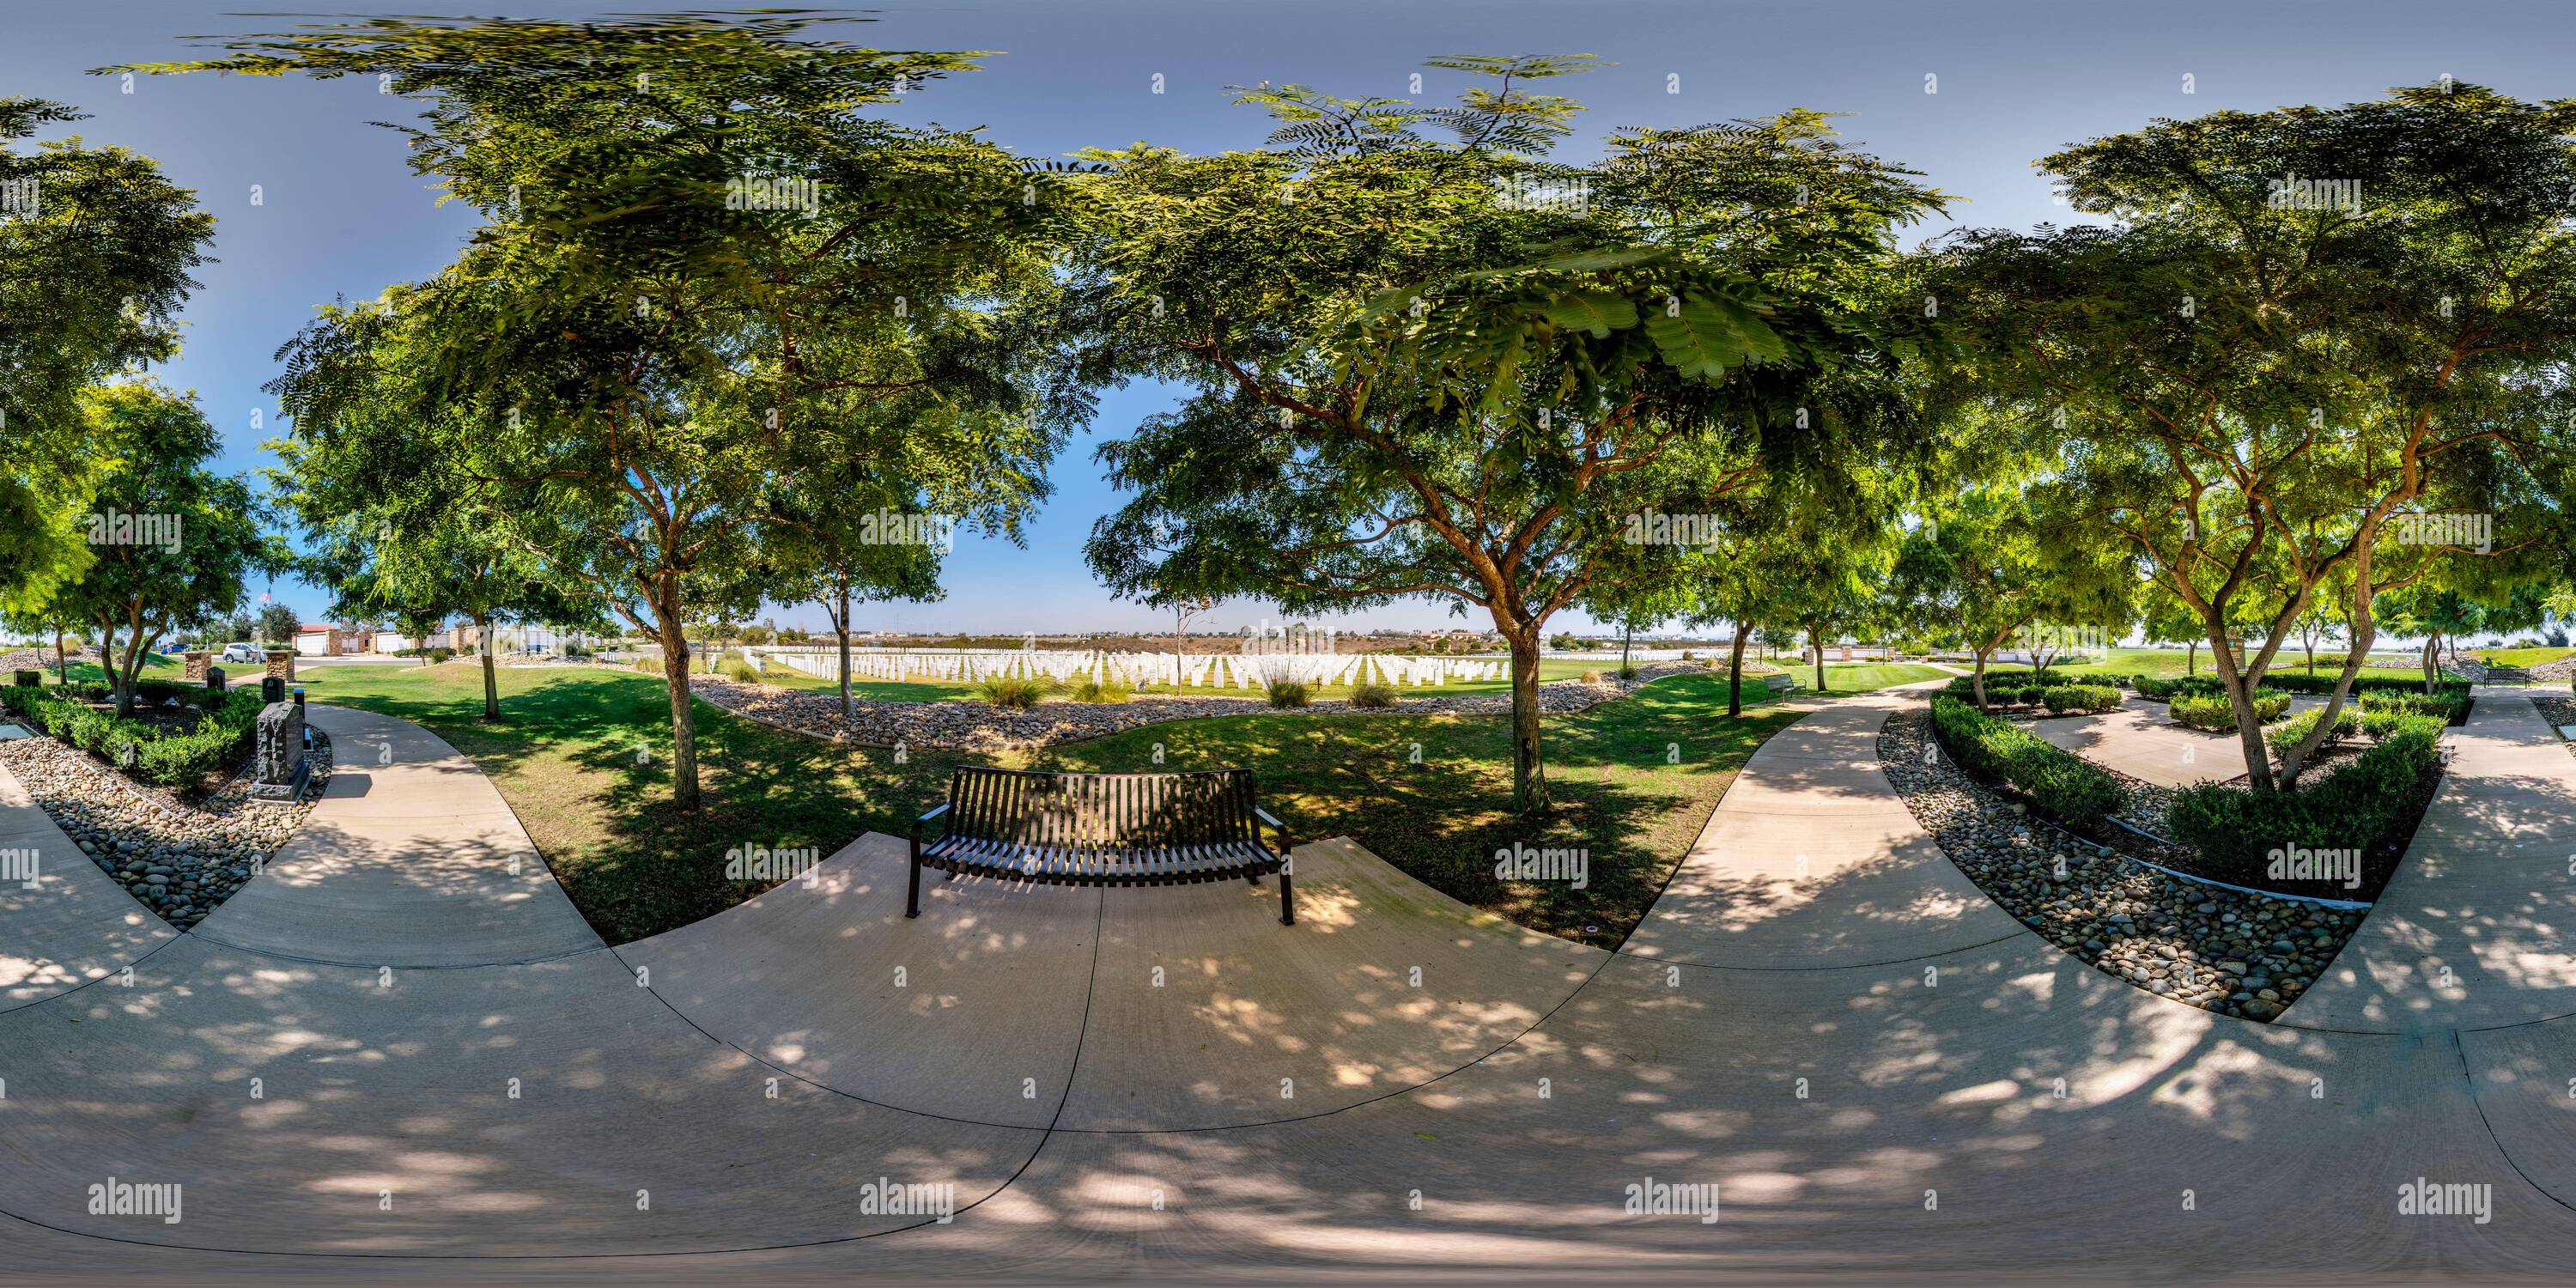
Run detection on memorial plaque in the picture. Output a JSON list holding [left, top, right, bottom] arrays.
[[249, 702, 309, 802], [262, 676, 286, 705], [205, 666, 227, 691]]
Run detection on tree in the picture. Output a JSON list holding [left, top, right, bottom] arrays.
[[1074, 64, 1946, 812], [1941, 84, 2576, 789], [49, 385, 278, 716], [227, 13, 1079, 809], [255, 604, 299, 647], [1891, 482, 2136, 708], [0, 98, 214, 617]]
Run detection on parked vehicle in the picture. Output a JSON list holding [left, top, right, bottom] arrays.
[[219, 642, 268, 665]]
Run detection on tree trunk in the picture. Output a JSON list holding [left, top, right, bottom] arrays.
[[2205, 621, 2274, 793], [656, 611, 702, 811], [1507, 634, 1548, 814], [2278, 598, 2376, 791], [1972, 647, 1991, 710], [1620, 623, 1632, 673], [52, 623, 65, 684], [2422, 635, 2439, 693], [477, 611, 500, 720], [1726, 629, 1748, 717], [2187, 641, 2198, 675], [837, 580, 854, 720], [1810, 624, 1826, 691]]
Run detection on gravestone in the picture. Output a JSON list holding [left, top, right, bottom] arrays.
[[249, 702, 308, 802], [204, 666, 226, 691], [261, 676, 286, 706]]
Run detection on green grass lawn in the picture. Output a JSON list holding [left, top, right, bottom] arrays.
[[1978, 647, 2420, 681], [2473, 646, 2575, 668], [1788, 662, 1949, 692], [295, 660, 1812, 950]]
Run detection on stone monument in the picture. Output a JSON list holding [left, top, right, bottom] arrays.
[[249, 701, 308, 802], [262, 675, 286, 706]]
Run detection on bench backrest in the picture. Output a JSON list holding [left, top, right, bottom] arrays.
[[943, 766, 1261, 850]]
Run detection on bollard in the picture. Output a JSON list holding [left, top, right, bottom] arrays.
[[205, 666, 227, 691]]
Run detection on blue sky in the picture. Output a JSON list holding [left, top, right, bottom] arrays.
[[10, 0, 2572, 634]]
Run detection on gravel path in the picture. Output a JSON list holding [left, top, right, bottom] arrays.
[[1880, 708, 2364, 1022], [696, 659, 1716, 752], [0, 731, 333, 930]]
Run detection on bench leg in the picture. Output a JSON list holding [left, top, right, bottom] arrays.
[[906, 841, 923, 919], [1278, 866, 1295, 927]]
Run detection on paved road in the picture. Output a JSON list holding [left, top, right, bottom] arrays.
[[0, 689, 2569, 1281]]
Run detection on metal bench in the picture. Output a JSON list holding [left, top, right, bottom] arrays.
[[908, 766, 1294, 924], [1762, 672, 1798, 693]]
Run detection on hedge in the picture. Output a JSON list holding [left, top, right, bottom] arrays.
[[2170, 690, 2291, 732], [2165, 716, 2445, 883], [2265, 706, 2360, 756], [0, 682, 268, 792], [2356, 690, 2469, 726], [1929, 696, 2128, 823], [2040, 683, 2123, 714]]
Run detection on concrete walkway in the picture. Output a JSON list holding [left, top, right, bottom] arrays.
[[2286, 690, 2576, 1032], [3, 686, 2575, 1279], [190, 705, 605, 967]]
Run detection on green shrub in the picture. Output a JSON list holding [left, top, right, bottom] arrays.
[[2265, 706, 2361, 756], [975, 676, 1051, 709], [1616, 664, 1639, 681], [2166, 720, 2442, 882], [2039, 683, 2122, 714], [1929, 696, 2128, 823], [632, 656, 663, 676], [1069, 677, 1133, 703], [2136, 674, 2228, 702], [2169, 690, 2290, 731], [715, 656, 763, 684], [0, 683, 264, 793], [1263, 677, 1311, 709], [2356, 690, 2467, 726], [1579, 669, 1603, 684], [1348, 682, 1399, 709]]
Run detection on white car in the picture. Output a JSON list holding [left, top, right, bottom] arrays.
[[218, 642, 268, 665]]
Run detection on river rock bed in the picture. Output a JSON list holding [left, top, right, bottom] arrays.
[[0, 730, 334, 929], [1879, 708, 2365, 1023], [696, 660, 1714, 752]]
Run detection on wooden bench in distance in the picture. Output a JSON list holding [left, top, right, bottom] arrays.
[[909, 766, 1294, 925]]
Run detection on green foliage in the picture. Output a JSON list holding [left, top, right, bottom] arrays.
[[1929, 696, 2127, 823], [1263, 677, 1312, 709], [975, 676, 1053, 709], [0, 99, 215, 616], [2166, 720, 2443, 882], [2267, 707, 2360, 756], [1348, 682, 1399, 709], [46, 384, 283, 714], [715, 656, 763, 684], [2170, 691, 2290, 732], [2039, 683, 2121, 714], [2356, 690, 2469, 726], [0, 682, 267, 793], [1068, 677, 1133, 703]]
